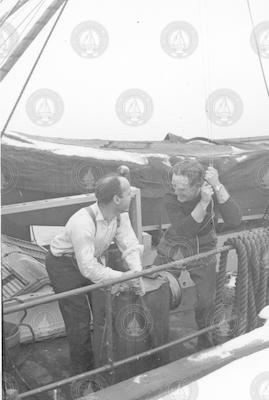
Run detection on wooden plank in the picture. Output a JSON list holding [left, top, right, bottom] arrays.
[[1, 194, 98, 215], [1, 188, 139, 215], [142, 214, 264, 231], [1, 188, 142, 242]]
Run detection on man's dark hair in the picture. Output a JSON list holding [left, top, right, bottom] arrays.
[[95, 173, 123, 205], [172, 158, 205, 187]]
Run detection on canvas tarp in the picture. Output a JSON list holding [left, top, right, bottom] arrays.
[[2, 132, 269, 229]]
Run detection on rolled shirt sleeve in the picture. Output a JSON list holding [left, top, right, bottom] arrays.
[[115, 212, 144, 272], [69, 215, 123, 283]]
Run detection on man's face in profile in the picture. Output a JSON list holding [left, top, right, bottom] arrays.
[[172, 173, 200, 203]]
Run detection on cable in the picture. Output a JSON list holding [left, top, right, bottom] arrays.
[[0, 0, 33, 28], [0, 0, 23, 28], [0, 0, 45, 47], [0, 0, 69, 138], [246, 0, 269, 97], [3, 6, 48, 73], [0, 0, 47, 62], [197, 0, 214, 167]]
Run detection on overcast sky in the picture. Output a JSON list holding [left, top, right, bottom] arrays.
[[0, 0, 268, 141]]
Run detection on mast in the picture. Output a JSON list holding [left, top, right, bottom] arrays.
[[0, 0, 66, 81]]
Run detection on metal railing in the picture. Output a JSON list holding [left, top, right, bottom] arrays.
[[3, 245, 233, 398]]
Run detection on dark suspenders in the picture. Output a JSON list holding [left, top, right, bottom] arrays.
[[84, 206, 121, 266], [84, 206, 121, 236]]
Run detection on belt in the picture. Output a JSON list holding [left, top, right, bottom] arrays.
[[49, 249, 75, 259], [49, 250, 105, 265]]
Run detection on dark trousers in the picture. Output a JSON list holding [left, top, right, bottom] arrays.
[[45, 251, 94, 374], [154, 253, 217, 331]]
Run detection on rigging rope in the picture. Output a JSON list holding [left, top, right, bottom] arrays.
[[246, 0, 269, 98], [0, 0, 69, 138], [0, 0, 47, 63], [212, 228, 269, 344], [197, 0, 215, 167], [0, 0, 26, 28]]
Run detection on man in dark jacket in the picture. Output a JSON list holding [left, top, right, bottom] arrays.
[[154, 158, 242, 349]]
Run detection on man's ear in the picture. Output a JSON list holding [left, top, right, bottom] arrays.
[[113, 194, 121, 205]]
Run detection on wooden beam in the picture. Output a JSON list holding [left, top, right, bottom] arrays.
[[142, 214, 264, 232], [1, 188, 143, 243]]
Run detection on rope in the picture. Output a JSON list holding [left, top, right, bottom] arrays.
[[245, 0, 269, 98], [212, 228, 269, 344], [0, 0, 69, 137]]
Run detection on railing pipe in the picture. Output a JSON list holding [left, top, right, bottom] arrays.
[[4, 244, 234, 399], [17, 322, 224, 398], [3, 245, 232, 315]]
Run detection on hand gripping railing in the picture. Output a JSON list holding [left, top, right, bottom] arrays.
[[3, 245, 234, 399]]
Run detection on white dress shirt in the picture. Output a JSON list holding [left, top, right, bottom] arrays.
[[50, 202, 143, 283]]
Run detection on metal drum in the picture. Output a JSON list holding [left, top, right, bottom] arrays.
[[91, 276, 170, 382]]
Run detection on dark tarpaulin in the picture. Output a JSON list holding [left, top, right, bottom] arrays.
[[1, 132, 269, 230]]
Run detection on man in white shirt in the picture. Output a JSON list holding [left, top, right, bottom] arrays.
[[45, 173, 144, 374]]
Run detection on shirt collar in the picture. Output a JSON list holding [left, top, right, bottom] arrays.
[[91, 202, 117, 223]]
